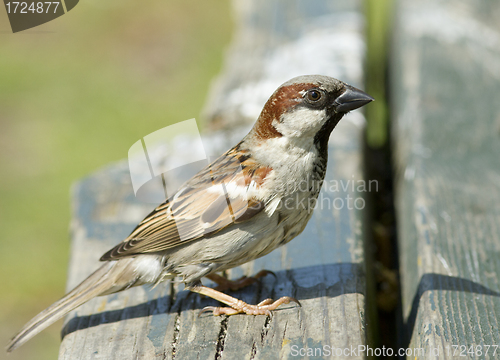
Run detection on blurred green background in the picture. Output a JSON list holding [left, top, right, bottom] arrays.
[[0, 1, 232, 359]]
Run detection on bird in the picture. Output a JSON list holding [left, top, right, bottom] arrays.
[[7, 74, 373, 352]]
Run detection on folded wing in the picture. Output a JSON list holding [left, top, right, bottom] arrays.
[[100, 145, 271, 261]]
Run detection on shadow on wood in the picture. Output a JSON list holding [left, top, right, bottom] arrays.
[[62, 262, 364, 338], [404, 273, 500, 349]]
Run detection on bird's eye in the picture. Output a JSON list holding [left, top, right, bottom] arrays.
[[307, 90, 322, 102]]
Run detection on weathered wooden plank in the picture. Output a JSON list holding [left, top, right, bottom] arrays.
[[392, 0, 500, 358], [60, 0, 371, 358]]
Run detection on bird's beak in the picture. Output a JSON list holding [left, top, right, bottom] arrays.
[[334, 85, 374, 113]]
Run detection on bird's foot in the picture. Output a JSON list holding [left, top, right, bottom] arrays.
[[188, 284, 300, 317], [199, 296, 300, 316]]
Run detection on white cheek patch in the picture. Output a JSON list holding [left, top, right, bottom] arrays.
[[274, 107, 327, 137]]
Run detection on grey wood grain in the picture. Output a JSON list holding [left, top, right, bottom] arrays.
[[60, 0, 371, 358], [392, 0, 500, 358]]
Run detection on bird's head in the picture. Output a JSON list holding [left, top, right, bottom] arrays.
[[250, 75, 373, 147]]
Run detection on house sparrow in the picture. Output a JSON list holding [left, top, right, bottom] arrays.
[[7, 75, 373, 352]]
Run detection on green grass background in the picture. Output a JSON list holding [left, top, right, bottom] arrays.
[[0, 1, 232, 359]]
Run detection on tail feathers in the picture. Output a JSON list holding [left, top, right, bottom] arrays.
[[7, 260, 136, 352]]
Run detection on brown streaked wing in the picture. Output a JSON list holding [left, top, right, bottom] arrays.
[[100, 146, 271, 261]]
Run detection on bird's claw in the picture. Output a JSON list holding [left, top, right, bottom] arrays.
[[198, 296, 300, 317]]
